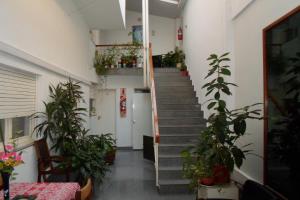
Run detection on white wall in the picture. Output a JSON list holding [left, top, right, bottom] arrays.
[[0, 49, 91, 183], [182, 0, 300, 184], [232, 0, 300, 183], [0, 0, 94, 182], [101, 11, 176, 55], [0, 0, 97, 83], [182, 0, 228, 118]]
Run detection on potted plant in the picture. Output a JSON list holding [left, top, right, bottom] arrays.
[[32, 80, 108, 186], [173, 46, 185, 69], [162, 51, 176, 68], [180, 63, 188, 76], [94, 50, 109, 75], [182, 53, 262, 189], [97, 133, 116, 165], [124, 42, 142, 68], [0, 131, 23, 200]]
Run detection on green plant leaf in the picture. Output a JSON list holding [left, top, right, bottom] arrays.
[[207, 54, 218, 60], [219, 100, 226, 108], [234, 118, 246, 135], [231, 147, 245, 168], [206, 89, 214, 96], [219, 58, 231, 62], [217, 77, 224, 83], [214, 92, 220, 100], [221, 68, 231, 76], [207, 102, 217, 109], [220, 52, 230, 58]]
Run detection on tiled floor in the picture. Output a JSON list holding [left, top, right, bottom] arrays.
[[94, 150, 195, 200]]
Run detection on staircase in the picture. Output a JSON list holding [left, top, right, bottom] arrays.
[[154, 68, 206, 194]]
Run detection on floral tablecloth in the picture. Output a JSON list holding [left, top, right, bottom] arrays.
[[0, 182, 80, 200]]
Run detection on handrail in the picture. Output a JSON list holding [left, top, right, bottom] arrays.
[[149, 44, 160, 143]]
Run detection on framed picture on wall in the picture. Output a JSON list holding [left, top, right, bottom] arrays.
[[132, 25, 143, 43]]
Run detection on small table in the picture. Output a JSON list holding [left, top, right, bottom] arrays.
[[0, 182, 80, 200]]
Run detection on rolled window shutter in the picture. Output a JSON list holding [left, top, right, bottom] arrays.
[[0, 65, 36, 119]]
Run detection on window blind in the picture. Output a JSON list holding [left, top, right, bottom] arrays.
[[0, 65, 36, 119]]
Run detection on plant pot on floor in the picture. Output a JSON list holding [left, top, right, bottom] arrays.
[[213, 165, 230, 185], [199, 177, 215, 186], [1, 172, 10, 200], [176, 63, 182, 69], [105, 149, 116, 165]]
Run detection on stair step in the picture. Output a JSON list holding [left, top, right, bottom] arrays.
[[157, 104, 201, 110], [156, 91, 196, 98], [154, 68, 180, 73], [159, 117, 205, 125], [159, 179, 192, 194], [157, 98, 198, 104], [156, 81, 192, 86], [159, 144, 194, 155], [155, 73, 181, 77], [159, 125, 206, 135], [155, 68, 203, 195], [159, 167, 185, 180], [159, 155, 184, 167], [156, 85, 194, 92], [160, 134, 199, 144], [158, 110, 203, 118], [155, 76, 190, 82]]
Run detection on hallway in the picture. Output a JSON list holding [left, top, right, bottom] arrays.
[[94, 150, 195, 200]]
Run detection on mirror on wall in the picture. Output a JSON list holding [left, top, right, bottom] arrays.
[[264, 8, 300, 200]]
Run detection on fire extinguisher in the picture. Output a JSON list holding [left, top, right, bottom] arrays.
[[120, 88, 126, 117], [177, 27, 183, 41]]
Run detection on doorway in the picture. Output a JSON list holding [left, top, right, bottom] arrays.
[[132, 89, 152, 150]]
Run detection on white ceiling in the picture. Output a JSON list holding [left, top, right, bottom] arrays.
[[126, 0, 184, 18], [73, 0, 125, 30]]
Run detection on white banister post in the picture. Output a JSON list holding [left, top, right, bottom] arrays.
[[142, 0, 149, 88]]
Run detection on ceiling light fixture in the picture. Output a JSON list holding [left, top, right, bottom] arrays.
[[160, 0, 179, 5]]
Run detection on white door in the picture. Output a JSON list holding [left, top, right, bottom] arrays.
[[91, 89, 116, 138], [132, 91, 152, 150]]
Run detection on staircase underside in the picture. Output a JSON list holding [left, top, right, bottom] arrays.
[[154, 68, 206, 194]]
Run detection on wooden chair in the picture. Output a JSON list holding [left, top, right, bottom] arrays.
[[75, 178, 92, 200], [0, 175, 3, 190], [34, 138, 71, 182]]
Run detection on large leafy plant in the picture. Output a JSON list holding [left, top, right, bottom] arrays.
[[32, 80, 108, 184], [162, 47, 185, 68], [182, 53, 261, 188]]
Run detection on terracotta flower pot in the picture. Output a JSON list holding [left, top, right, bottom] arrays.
[[105, 149, 116, 165], [200, 177, 215, 186], [213, 165, 230, 185], [180, 70, 188, 77]]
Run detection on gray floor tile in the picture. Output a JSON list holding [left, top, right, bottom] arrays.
[[94, 150, 195, 200]]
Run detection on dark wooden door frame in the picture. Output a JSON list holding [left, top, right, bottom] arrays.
[[262, 5, 300, 185]]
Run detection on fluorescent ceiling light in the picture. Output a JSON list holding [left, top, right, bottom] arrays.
[[160, 0, 179, 5]]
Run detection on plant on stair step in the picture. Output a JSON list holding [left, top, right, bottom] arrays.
[[162, 47, 185, 68], [180, 63, 188, 77], [182, 53, 262, 188]]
